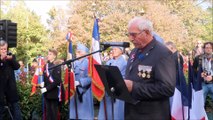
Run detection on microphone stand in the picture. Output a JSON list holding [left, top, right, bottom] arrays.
[[49, 45, 109, 70], [48, 45, 109, 119]]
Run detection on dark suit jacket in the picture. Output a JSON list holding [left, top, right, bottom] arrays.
[[0, 55, 20, 103], [43, 62, 62, 100], [125, 39, 176, 120]]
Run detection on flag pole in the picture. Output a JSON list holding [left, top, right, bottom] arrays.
[[91, 2, 108, 119], [66, 29, 79, 119]]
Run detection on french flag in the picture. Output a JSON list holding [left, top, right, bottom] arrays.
[[88, 18, 105, 101], [30, 56, 45, 96], [64, 68, 75, 104], [188, 62, 208, 120], [66, 32, 73, 55], [171, 59, 189, 120]]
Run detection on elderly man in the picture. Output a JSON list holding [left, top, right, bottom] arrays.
[[124, 17, 176, 120], [69, 43, 94, 119]]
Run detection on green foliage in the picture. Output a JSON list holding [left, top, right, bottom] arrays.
[[17, 81, 42, 120], [202, 7, 213, 41], [162, 0, 212, 50], [1, 1, 49, 64], [63, 0, 212, 53], [17, 80, 69, 119]]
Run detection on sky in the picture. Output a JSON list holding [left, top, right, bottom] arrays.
[[24, 0, 69, 27]]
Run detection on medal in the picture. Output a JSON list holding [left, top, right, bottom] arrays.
[[147, 73, 150, 78], [146, 69, 151, 79], [138, 65, 152, 79], [138, 72, 142, 77], [142, 72, 146, 78]]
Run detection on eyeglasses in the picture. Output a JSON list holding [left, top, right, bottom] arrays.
[[126, 31, 144, 38]]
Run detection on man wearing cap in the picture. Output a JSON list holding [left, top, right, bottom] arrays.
[[69, 43, 94, 119], [98, 46, 127, 120]]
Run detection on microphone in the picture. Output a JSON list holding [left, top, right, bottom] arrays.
[[100, 42, 130, 48]]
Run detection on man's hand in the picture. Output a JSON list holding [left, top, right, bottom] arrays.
[[201, 72, 206, 78], [40, 82, 45, 88], [41, 88, 47, 94], [6, 55, 12, 60], [1, 54, 12, 60], [124, 80, 133, 92], [75, 81, 80, 88], [204, 75, 212, 82]]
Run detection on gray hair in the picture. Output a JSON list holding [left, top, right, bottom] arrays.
[[0, 40, 7, 47], [128, 16, 153, 35]]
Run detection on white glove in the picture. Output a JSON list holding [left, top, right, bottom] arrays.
[[75, 81, 80, 87], [40, 82, 45, 88], [41, 88, 47, 94]]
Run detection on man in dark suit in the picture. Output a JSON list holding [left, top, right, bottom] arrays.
[[0, 40, 22, 120], [124, 17, 176, 120]]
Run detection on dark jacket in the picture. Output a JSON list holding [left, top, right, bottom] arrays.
[[173, 51, 184, 70], [43, 62, 63, 100], [0, 55, 20, 103], [193, 54, 213, 82], [125, 39, 176, 120]]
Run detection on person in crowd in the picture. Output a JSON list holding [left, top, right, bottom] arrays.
[[98, 46, 127, 120], [153, 32, 164, 44], [109, 50, 113, 60], [40, 49, 64, 120], [193, 42, 213, 104], [192, 40, 204, 59], [124, 17, 176, 120], [14, 68, 20, 81], [29, 59, 38, 76], [17, 60, 27, 84], [69, 43, 94, 119], [101, 52, 110, 64], [165, 41, 184, 70], [182, 52, 190, 74], [0, 40, 22, 120]]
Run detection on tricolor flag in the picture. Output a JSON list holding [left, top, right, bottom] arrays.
[[88, 18, 105, 101], [64, 68, 75, 104], [188, 62, 208, 120], [171, 56, 189, 120], [66, 31, 73, 59], [30, 56, 45, 96], [64, 30, 75, 104]]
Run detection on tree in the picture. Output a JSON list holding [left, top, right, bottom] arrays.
[[47, 0, 212, 57], [1, 1, 49, 63], [161, 0, 212, 51]]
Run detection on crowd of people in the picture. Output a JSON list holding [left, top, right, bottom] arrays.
[[0, 16, 212, 120]]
